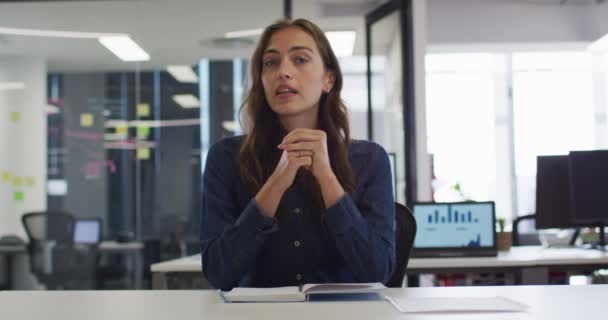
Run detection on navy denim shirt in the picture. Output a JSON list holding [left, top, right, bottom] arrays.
[[200, 136, 395, 290]]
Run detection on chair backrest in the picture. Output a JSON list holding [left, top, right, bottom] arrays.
[[21, 211, 98, 289], [512, 214, 540, 246], [385, 202, 417, 288], [22, 211, 75, 244]]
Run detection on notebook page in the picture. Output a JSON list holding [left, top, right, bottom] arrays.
[[302, 282, 386, 294], [220, 286, 305, 303]]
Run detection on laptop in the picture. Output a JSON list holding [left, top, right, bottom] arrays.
[[73, 218, 102, 244], [411, 201, 497, 257]]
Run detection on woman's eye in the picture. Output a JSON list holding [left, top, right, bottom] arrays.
[[263, 60, 277, 67], [294, 57, 308, 64]]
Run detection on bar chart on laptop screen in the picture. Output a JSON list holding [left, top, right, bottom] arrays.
[[413, 203, 494, 248]]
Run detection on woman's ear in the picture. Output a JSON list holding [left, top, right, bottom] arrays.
[[324, 71, 336, 93]]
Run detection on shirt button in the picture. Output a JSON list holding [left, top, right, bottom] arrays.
[[293, 207, 302, 214], [295, 273, 303, 281], [293, 240, 301, 248]]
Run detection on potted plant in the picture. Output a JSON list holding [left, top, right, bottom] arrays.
[[496, 217, 512, 251]]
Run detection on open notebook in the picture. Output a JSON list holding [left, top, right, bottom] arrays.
[[218, 283, 386, 303]]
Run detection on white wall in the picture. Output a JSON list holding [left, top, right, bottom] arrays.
[[427, 0, 601, 45], [0, 57, 46, 238]]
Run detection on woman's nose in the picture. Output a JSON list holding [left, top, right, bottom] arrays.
[[278, 61, 292, 79]]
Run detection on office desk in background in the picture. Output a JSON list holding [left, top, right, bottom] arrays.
[[0, 241, 143, 290], [150, 246, 608, 289], [98, 241, 145, 289], [1, 285, 606, 319], [0, 244, 27, 290]]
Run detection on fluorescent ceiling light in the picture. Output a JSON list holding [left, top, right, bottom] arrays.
[[0, 82, 25, 90], [172, 94, 200, 108], [0, 26, 122, 39], [167, 65, 199, 83], [225, 28, 264, 39], [588, 33, 608, 52], [325, 31, 356, 57], [99, 36, 150, 62]]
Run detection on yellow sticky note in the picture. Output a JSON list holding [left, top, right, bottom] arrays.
[[26, 176, 35, 187], [10, 111, 21, 123], [137, 126, 151, 139], [137, 103, 151, 117], [80, 113, 94, 127], [13, 176, 23, 187], [137, 148, 151, 160], [116, 125, 128, 135], [2, 171, 11, 183], [14, 191, 24, 201]]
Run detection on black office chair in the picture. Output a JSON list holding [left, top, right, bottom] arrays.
[[385, 203, 417, 288], [512, 214, 541, 246], [21, 211, 98, 290]]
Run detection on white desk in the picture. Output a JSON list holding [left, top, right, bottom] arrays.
[[98, 241, 145, 289], [150, 246, 608, 288], [1, 285, 606, 319]]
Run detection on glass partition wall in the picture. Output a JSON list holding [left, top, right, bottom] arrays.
[[366, 0, 416, 206], [0, 0, 277, 289]]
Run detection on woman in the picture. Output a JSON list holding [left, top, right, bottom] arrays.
[[200, 18, 395, 290]]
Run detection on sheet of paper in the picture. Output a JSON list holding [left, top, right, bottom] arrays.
[[13, 176, 22, 187], [80, 113, 94, 127], [10, 111, 21, 123], [137, 148, 151, 160], [14, 191, 24, 201], [220, 287, 305, 303], [385, 296, 528, 313], [2, 171, 12, 183], [137, 125, 151, 139], [137, 103, 151, 117], [116, 125, 128, 135]]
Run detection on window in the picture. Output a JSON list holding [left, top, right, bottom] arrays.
[[426, 50, 608, 221], [512, 52, 595, 215], [425, 53, 508, 217]]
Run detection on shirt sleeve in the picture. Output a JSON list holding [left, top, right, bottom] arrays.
[[200, 141, 278, 290], [322, 143, 396, 283]]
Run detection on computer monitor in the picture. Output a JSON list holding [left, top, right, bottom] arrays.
[[411, 201, 497, 257], [569, 150, 608, 225], [73, 218, 102, 244], [569, 150, 608, 248], [535, 155, 577, 229]]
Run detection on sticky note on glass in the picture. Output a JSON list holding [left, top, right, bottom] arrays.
[[137, 148, 151, 160], [137, 103, 151, 117], [13, 176, 23, 187], [80, 113, 94, 127], [137, 125, 151, 139], [10, 111, 21, 123], [116, 125, 128, 135], [26, 176, 35, 187], [14, 191, 24, 201], [2, 171, 11, 183]]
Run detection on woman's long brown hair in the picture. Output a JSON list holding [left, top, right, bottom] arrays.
[[239, 19, 355, 210]]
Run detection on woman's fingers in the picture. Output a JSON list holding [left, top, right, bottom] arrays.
[[280, 141, 316, 152], [279, 129, 325, 147], [290, 150, 313, 157], [287, 153, 313, 168]]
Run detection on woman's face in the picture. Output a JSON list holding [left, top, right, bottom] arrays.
[[261, 27, 334, 118]]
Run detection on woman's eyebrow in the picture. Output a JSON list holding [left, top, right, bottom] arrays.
[[263, 46, 314, 55]]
